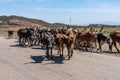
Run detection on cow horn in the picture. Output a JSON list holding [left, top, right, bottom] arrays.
[[89, 27, 93, 32], [84, 27, 87, 31], [98, 26, 103, 33]]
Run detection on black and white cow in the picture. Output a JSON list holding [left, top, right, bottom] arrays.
[[97, 33, 110, 52], [41, 31, 55, 59]]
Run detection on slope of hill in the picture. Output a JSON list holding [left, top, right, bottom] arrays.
[[0, 15, 50, 27]]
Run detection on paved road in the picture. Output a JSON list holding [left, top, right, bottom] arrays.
[[0, 36, 120, 80]]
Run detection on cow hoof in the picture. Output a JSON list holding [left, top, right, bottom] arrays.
[[68, 57, 71, 60], [99, 51, 103, 53], [51, 56, 53, 60], [118, 51, 120, 53], [46, 55, 49, 59], [60, 55, 63, 58], [59, 55, 62, 58]]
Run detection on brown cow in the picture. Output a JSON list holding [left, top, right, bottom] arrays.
[[109, 30, 120, 53], [55, 29, 76, 60], [63, 29, 76, 59], [75, 27, 103, 52], [55, 33, 64, 57], [75, 29, 97, 52]]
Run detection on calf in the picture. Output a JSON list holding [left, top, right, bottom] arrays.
[[54, 33, 64, 57]]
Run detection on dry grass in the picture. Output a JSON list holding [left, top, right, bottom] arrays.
[[0, 27, 20, 38]]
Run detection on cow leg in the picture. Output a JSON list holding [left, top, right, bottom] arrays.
[[109, 41, 113, 52], [95, 41, 97, 48], [70, 48, 73, 58], [50, 47, 53, 59], [113, 42, 120, 53], [75, 39, 79, 49], [30, 37, 34, 46], [21, 38, 23, 45], [21, 37, 26, 47], [98, 42, 102, 53], [88, 43, 93, 52], [58, 44, 63, 57], [70, 44, 74, 57], [67, 46, 70, 60], [59, 44, 63, 57], [38, 38, 41, 46], [22, 38, 25, 47], [68, 50, 70, 60], [59, 46, 62, 57], [61, 43, 64, 57], [57, 46, 60, 55], [90, 46, 93, 52], [46, 46, 49, 59], [19, 37, 21, 46], [85, 46, 88, 51], [24, 38, 27, 47], [85, 42, 88, 51], [27, 37, 31, 47], [34, 39, 37, 46]]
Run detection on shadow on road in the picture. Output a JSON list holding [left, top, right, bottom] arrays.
[[31, 55, 44, 63], [9, 44, 21, 47], [51, 56, 65, 64], [31, 47, 46, 50], [103, 51, 118, 54], [25, 55, 65, 65]]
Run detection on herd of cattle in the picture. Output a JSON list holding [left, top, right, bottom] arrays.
[[16, 27, 120, 60]]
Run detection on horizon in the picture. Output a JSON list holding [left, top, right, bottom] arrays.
[[0, 0, 120, 25], [1, 15, 120, 26]]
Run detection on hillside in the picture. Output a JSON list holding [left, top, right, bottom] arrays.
[[0, 15, 50, 27]]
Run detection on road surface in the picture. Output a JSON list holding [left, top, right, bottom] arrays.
[[0, 36, 120, 80]]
